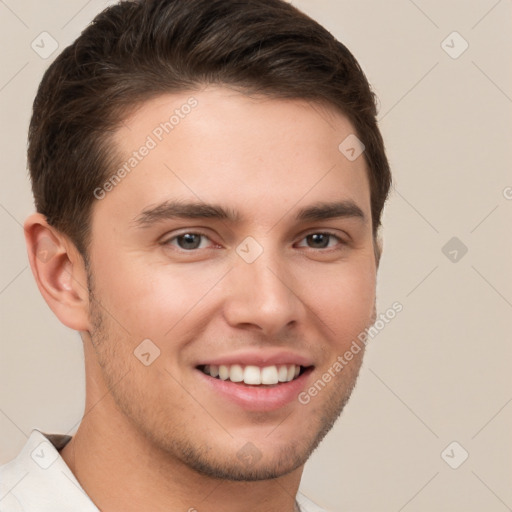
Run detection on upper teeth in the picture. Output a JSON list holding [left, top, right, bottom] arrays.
[[202, 364, 301, 385]]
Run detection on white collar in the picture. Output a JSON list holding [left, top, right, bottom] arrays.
[[0, 429, 98, 511]]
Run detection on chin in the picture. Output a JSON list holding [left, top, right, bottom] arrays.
[[187, 448, 308, 482]]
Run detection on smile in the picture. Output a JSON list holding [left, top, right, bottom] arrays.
[[197, 364, 307, 386]]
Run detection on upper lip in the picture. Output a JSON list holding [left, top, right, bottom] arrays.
[[195, 349, 314, 368]]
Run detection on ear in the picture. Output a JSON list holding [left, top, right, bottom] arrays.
[[24, 213, 91, 332], [374, 233, 383, 269]]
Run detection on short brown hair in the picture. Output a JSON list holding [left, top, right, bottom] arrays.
[[28, 0, 391, 258]]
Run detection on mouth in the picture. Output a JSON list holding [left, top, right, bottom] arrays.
[[193, 351, 315, 411], [196, 363, 312, 387]]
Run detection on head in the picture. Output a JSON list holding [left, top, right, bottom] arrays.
[[25, 0, 391, 481]]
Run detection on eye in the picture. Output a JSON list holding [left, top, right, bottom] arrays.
[[165, 232, 213, 251], [296, 232, 344, 250]]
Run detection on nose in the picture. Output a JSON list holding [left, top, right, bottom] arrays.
[[222, 248, 306, 337]]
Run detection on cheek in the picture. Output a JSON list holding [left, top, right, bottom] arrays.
[[303, 258, 376, 343], [93, 253, 228, 339]]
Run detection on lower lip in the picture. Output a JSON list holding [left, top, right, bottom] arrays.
[[196, 367, 314, 412]]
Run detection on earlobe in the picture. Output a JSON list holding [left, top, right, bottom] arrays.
[[24, 213, 91, 332]]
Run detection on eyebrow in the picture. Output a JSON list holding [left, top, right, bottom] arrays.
[[133, 201, 241, 227], [296, 201, 366, 223], [133, 199, 366, 227]]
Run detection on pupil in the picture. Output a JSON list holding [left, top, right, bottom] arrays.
[[179, 233, 200, 249], [309, 233, 329, 248]]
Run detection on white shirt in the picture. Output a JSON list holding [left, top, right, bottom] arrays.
[[0, 430, 329, 511]]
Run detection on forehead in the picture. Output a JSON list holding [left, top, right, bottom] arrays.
[[98, 87, 371, 228]]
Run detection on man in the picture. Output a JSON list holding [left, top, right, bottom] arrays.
[[0, 0, 391, 510]]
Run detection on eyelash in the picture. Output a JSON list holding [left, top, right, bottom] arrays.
[[162, 230, 347, 252]]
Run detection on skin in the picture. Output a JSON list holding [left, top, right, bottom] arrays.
[[24, 86, 379, 512]]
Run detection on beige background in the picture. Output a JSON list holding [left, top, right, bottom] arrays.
[[1, 1, 511, 511]]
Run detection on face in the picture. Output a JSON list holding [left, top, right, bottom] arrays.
[[85, 86, 377, 480]]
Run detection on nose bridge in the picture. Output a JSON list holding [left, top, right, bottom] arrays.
[[224, 238, 303, 333]]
